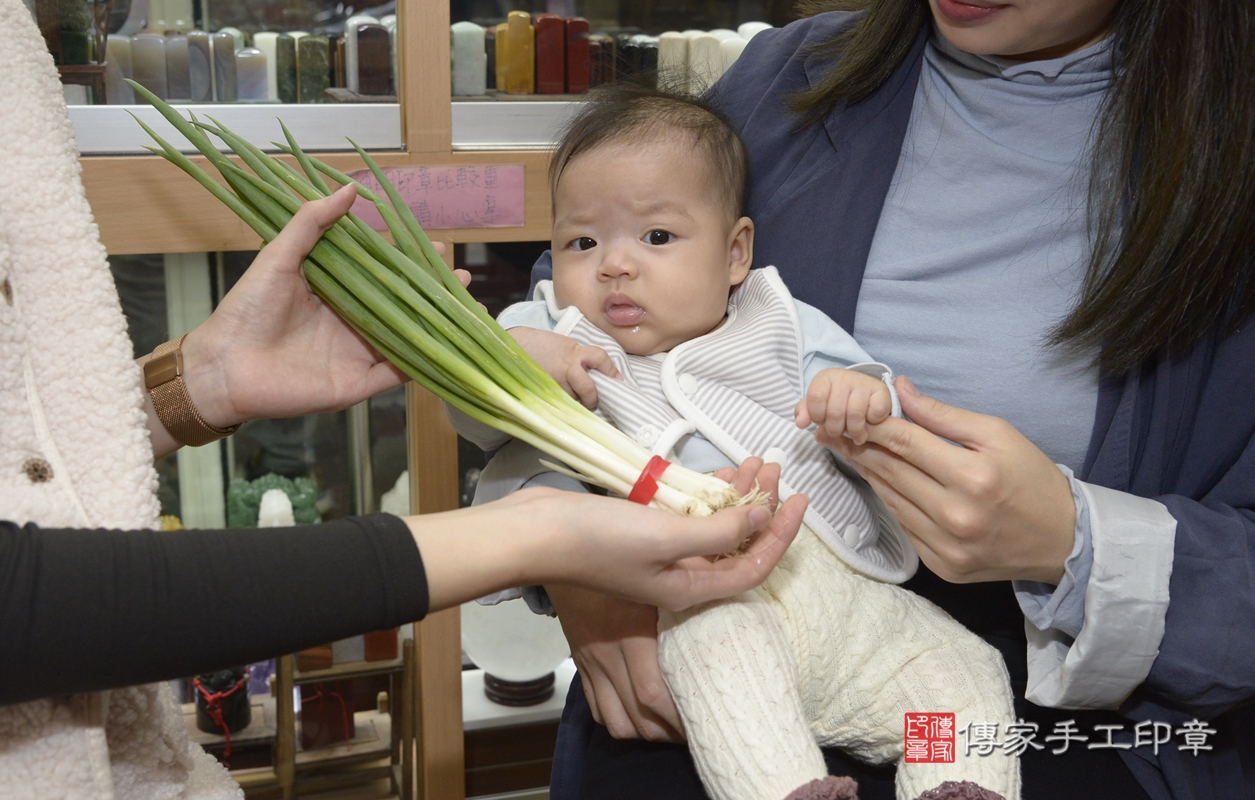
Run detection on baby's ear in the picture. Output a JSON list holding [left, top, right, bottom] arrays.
[[728, 216, 754, 285]]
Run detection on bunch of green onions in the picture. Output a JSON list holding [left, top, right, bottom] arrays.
[[127, 81, 747, 517]]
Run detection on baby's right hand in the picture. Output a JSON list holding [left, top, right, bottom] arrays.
[[795, 367, 893, 446], [508, 328, 621, 409]]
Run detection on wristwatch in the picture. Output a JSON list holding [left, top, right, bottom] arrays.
[[144, 334, 241, 447]]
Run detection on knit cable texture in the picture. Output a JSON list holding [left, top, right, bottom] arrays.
[[659, 527, 1021, 800]]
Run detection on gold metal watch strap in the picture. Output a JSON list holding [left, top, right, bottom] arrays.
[[145, 334, 241, 447]]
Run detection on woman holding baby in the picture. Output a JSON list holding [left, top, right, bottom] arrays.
[[542, 1, 1255, 799]]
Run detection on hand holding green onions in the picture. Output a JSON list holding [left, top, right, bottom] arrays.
[[128, 81, 763, 518]]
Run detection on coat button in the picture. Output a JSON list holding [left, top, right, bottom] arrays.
[[763, 446, 788, 468], [23, 458, 53, 483], [843, 524, 863, 548], [636, 424, 659, 447], [1, 278, 11, 305], [677, 373, 699, 396]]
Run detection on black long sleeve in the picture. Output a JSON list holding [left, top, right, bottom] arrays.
[[0, 514, 428, 706]]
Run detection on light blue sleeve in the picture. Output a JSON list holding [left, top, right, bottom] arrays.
[[795, 300, 874, 383], [795, 299, 901, 418], [497, 299, 558, 332], [1013, 465, 1093, 639]]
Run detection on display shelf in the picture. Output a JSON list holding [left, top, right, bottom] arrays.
[[69, 74, 584, 155], [231, 758, 398, 799], [292, 658, 406, 682], [182, 698, 392, 765], [68, 103, 403, 156], [452, 99, 583, 150], [294, 709, 393, 768], [294, 650, 406, 683], [269, 640, 415, 800]]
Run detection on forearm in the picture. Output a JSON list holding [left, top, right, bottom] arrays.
[[475, 470, 593, 613], [405, 500, 557, 612], [0, 515, 426, 705]]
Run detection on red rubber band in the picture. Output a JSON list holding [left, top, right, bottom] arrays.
[[628, 455, 671, 505]]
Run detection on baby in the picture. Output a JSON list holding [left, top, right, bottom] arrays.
[[454, 84, 1019, 800]]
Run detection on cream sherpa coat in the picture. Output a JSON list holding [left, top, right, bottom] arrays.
[[0, 1, 240, 796]]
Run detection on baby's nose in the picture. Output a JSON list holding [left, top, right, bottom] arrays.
[[599, 246, 638, 278]]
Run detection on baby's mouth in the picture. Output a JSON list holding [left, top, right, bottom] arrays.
[[604, 295, 644, 327]]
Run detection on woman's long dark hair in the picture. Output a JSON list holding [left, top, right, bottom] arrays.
[[790, 0, 1255, 375]]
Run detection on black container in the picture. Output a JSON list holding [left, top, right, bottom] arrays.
[[638, 40, 658, 74], [194, 667, 251, 739]]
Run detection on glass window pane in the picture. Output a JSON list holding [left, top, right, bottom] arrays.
[[449, 0, 799, 98], [40, 0, 398, 106], [452, 1, 798, 30], [109, 250, 378, 528], [448, 2, 800, 147]]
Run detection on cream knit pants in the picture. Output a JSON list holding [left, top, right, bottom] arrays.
[[658, 526, 1021, 800]]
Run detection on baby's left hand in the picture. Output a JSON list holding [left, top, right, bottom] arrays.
[[795, 368, 893, 446]]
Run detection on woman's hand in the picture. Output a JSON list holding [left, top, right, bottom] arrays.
[[548, 586, 682, 741], [411, 458, 801, 612], [182, 184, 407, 429], [541, 459, 803, 742], [145, 185, 458, 457], [412, 459, 803, 742], [823, 376, 1075, 585]]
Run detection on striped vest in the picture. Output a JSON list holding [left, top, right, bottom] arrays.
[[540, 267, 917, 583]]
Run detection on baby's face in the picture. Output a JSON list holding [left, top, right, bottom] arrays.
[[550, 138, 753, 356]]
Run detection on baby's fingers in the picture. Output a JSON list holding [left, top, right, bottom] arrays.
[[867, 385, 893, 425], [452, 269, 489, 312], [844, 387, 875, 445], [800, 380, 835, 431], [794, 397, 812, 428], [567, 363, 601, 409], [579, 345, 621, 380], [818, 385, 853, 443]]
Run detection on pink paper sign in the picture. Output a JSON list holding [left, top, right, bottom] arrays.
[[347, 164, 525, 230]]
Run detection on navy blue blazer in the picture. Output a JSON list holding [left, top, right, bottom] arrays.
[[532, 12, 1255, 798]]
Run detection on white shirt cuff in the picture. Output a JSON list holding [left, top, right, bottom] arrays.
[[1023, 481, 1176, 710]]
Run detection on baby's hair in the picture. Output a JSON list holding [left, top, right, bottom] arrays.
[[549, 80, 750, 224]]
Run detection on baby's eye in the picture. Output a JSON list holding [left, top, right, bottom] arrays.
[[646, 230, 673, 246], [570, 237, 597, 251]]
